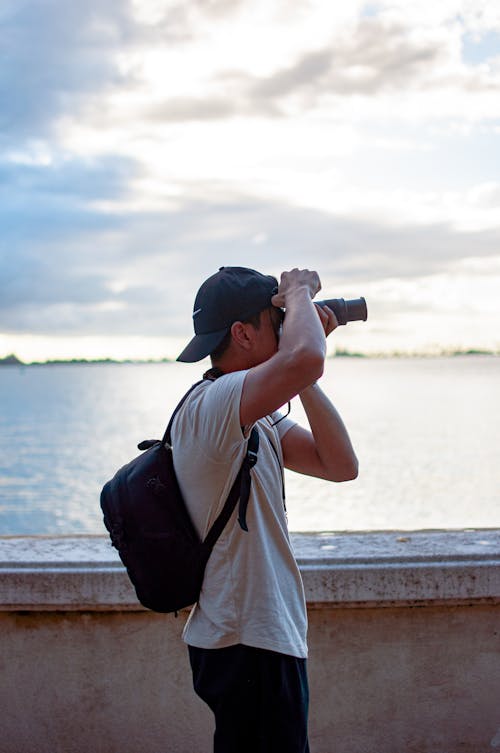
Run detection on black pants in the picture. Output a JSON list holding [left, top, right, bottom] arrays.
[[188, 644, 310, 753]]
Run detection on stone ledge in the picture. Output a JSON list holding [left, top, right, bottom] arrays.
[[0, 530, 499, 611]]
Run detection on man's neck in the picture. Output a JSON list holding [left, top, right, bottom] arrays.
[[211, 353, 253, 374]]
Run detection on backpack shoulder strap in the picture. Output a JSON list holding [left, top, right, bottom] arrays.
[[237, 427, 259, 532], [203, 426, 259, 547], [161, 379, 205, 447], [162, 366, 224, 446]]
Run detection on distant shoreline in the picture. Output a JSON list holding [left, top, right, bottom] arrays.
[[0, 354, 174, 367], [1, 350, 499, 366]]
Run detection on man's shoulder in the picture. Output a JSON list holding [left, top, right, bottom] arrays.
[[188, 370, 248, 408], [173, 370, 249, 452]]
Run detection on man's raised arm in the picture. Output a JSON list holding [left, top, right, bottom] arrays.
[[239, 268, 326, 426]]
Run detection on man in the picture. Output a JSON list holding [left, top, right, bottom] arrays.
[[173, 266, 358, 753]]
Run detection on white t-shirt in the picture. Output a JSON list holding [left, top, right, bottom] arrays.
[[171, 370, 308, 659]]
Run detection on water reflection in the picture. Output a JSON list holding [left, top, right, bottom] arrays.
[[1, 358, 499, 534]]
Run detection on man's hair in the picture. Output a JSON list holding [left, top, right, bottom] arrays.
[[210, 311, 262, 362]]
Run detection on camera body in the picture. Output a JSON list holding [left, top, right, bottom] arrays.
[[315, 297, 367, 325]]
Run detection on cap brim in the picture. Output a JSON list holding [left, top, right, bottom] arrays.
[[176, 328, 228, 363]]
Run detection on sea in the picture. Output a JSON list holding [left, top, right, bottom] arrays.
[[0, 356, 499, 536]]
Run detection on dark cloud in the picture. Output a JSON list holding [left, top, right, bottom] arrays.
[[0, 155, 138, 250], [146, 97, 238, 123], [0, 0, 233, 146], [0, 0, 137, 145], [154, 19, 452, 125], [189, 0, 247, 18], [168, 17, 496, 122], [0, 0, 253, 140], [248, 19, 444, 108], [252, 50, 333, 100], [0, 156, 137, 202], [0, 153, 139, 332], [133, 18, 450, 125]]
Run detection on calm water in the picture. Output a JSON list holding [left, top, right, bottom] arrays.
[[0, 357, 499, 535]]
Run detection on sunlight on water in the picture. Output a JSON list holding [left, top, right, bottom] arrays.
[[286, 357, 500, 531], [0, 357, 499, 534]]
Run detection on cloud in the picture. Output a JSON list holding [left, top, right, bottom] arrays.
[[146, 97, 238, 123], [0, 155, 138, 248], [2, 0, 500, 357], [126, 22, 436, 127], [135, 19, 446, 124], [3, 182, 500, 339], [259, 19, 500, 106], [3, 0, 499, 146], [0, 153, 140, 334], [0, 156, 137, 202], [253, 20, 444, 102], [0, 1, 135, 145], [140, 16, 497, 126]]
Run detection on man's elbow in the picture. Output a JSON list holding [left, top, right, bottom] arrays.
[[342, 459, 359, 482], [327, 456, 359, 482], [292, 346, 324, 384]]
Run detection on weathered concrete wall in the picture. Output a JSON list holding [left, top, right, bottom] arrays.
[[1, 531, 500, 753], [0, 610, 208, 753], [2, 605, 500, 753], [308, 604, 500, 753]]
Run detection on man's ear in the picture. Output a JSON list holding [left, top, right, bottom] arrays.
[[230, 321, 253, 351]]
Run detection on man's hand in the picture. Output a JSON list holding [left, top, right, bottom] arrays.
[[315, 304, 338, 337], [271, 268, 321, 308]]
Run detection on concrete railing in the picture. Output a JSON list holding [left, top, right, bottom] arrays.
[[1, 530, 500, 753]]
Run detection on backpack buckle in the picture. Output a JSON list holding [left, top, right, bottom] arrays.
[[247, 450, 258, 468]]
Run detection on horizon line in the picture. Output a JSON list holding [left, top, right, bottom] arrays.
[[1, 348, 499, 366]]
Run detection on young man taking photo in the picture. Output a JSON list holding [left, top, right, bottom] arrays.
[[174, 266, 358, 753]]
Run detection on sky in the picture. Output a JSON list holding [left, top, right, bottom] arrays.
[[1, 0, 500, 361]]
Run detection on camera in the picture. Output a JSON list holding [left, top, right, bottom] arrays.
[[315, 297, 367, 325]]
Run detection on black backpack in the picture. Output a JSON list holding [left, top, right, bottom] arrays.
[[100, 374, 259, 613]]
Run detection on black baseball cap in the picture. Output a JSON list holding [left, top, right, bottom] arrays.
[[176, 266, 278, 362]]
